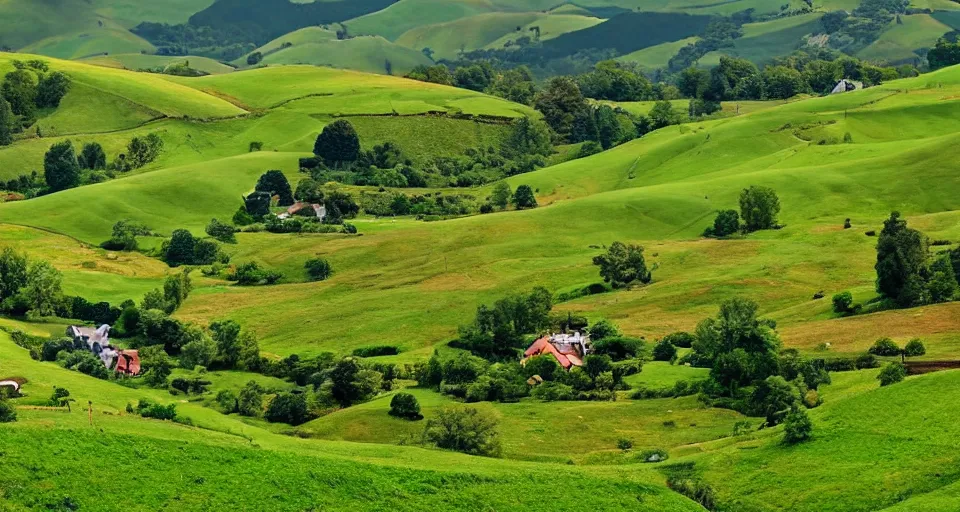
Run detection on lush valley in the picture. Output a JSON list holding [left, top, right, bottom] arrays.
[[1, 2, 960, 511]]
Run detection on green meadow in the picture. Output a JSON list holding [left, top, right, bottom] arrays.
[[1, 49, 960, 511]]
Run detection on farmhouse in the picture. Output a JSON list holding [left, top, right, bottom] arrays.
[[831, 79, 863, 94], [278, 202, 326, 221], [523, 333, 592, 370], [67, 324, 141, 376]]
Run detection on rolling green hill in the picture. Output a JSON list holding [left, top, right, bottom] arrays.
[[3, 36, 960, 512]]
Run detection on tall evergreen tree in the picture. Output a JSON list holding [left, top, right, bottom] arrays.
[[43, 141, 81, 192], [875, 211, 929, 307], [313, 120, 360, 167], [254, 170, 295, 206]]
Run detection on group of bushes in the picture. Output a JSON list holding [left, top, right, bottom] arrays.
[[38, 135, 163, 196], [0, 60, 70, 145], [303, 118, 551, 190], [704, 186, 781, 237], [873, 212, 960, 308]]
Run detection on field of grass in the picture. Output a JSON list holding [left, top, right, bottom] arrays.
[[393, 12, 603, 61], [700, 13, 824, 67], [617, 37, 698, 70], [2, 48, 960, 510], [82, 54, 236, 74], [857, 14, 953, 65], [0, 331, 701, 511]]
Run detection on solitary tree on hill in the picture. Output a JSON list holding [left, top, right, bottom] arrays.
[[592, 241, 652, 289], [43, 141, 81, 192], [739, 186, 780, 232], [314, 120, 360, 167], [875, 211, 928, 307]]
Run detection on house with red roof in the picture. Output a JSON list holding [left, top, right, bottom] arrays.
[[522, 333, 591, 370]]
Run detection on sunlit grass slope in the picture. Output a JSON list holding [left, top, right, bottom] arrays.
[[82, 54, 237, 75], [395, 12, 603, 60], [691, 369, 960, 511], [0, 333, 701, 512]]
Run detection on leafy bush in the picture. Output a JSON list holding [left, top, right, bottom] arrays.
[[782, 407, 813, 444], [616, 438, 633, 451], [662, 332, 695, 348], [530, 381, 575, 401], [304, 258, 333, 281], [136, 398, 177, 420], [832, 291, 854, 314], [228, 262, 283, 286], [352, 345, 399, 357], [868, 338, 901, 357], [639, 448, 669, 462], [423, 406, 501, 457], [903, 338, 926, 357], [878, 362, 907, 386], [388, 392, 422, 420], [265, 392, 310, 425], [0, 399, 16, 422], [592, 241, 652, 288], [855, 353, 879, 369], [592, 336, 643, 361], [587, 319, 620, 341], [205, 218, 236, 243], [652, 339, 678, 362]]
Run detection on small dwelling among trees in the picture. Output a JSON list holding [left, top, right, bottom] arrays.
[[67, 325, 140, 376], [523, 333, 592, 370], [278, 202, 326, 221], [831, 79, 863, 94]]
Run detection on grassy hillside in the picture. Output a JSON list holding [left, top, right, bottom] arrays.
[[700, 13, 825, 67], [82, 54, 237, 74], [0, 330, 702, 512], [857, 14, 953, 65], [394, 12, 603, 61]]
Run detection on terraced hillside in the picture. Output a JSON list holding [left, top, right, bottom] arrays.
[[2, 52, 960, 511]]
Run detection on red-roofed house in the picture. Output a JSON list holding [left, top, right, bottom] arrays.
[[115, 350, 141, 376], [522, 333, 591, 370]]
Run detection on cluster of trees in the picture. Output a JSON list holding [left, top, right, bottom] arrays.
[[0, 247, 69, 319], [679, 298, 827, 432], [819, 1, 913, 55], [592, 241, 654, 289], [228, 261, 283, 286], [874, 212, 960, 308], [407, 62, 537, 106], [705, 186, 782, 237], [237, 169, 359, 232], [455, 287, 553, 360], [36, 135, 164, 196], [0, 60, 70, 144], [928, 38, 960, 71], [102, 219, 154, 251], [675, 51, 909, 109], [304, 118, 552, 189], [162, 229, 229, 267], [215, 354, 404, 425]]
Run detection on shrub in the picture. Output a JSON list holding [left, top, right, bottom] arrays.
[[617, 438, 633, 451], [878, 362, 907, 386], [352, 345, 399, 357], [903, 338, 926, 357], [0, 398, 16, 422], [229, 262, 283, 286], [587, 319, 620, 341], [205, 218, 236, 243], [855, 353, 879, 369], [708, 209, 740, 237], [652, 339, 678, 362], [136, 398, 177, 420], [592, 336, 643, 361], [869, 338, 901, 357], [389, 392, 422, 420], [832, 291, 854, 314], [782, 407, 813, 444], [423, 406, 501, 457], [662, 332, 695, 348], [592, 241, 652, 289], [531, 381, 575, 401], [512, 185, 538, 209], [265, 392, 310, 425], [304, 258, 333, 282]]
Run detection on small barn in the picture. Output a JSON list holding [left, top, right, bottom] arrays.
[[831, 79, 863, 94]]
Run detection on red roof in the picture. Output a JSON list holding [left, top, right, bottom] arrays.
[[115, 350, 141, 376], [524, 336, 579, 369]]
